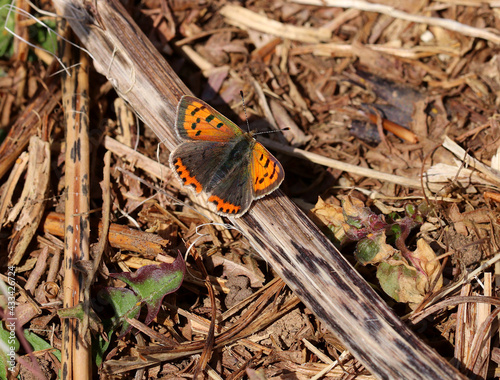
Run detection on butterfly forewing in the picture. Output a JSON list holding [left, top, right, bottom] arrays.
[[250, 142, 284, 198], [176, 96, 243, 142]]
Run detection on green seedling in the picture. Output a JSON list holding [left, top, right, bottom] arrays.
[[98, 253, 185, 337]]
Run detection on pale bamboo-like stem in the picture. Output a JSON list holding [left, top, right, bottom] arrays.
[[60, 23, 92, 379]]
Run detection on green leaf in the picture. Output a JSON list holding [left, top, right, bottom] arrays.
[[0, 0, 16, 58], [98, 287, 141, 336], [355, 231, 397, 265], [23, 330, 61, 362], [355, 236, 381, 265], [101, 253, 185, 337], [93, 325, 112, 367], [30, 19, 57, 56], [376, 260, 418, 303], [0, 323, 19, 379]]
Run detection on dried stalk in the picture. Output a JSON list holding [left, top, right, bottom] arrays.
[[59, 24, 92, 379], [220, 4, 331, 43], [261, 137, 444, 192]]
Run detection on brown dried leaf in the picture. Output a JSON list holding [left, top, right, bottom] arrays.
[[209, 251, 265, 288]]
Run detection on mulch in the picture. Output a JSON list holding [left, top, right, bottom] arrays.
[[1, 0, 500, 378]]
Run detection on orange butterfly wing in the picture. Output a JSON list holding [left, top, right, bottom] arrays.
[[251, 142, 284, 198], [175, 96, 243, 142]]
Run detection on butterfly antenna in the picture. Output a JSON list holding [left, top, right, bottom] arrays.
[[252, 128, 289, 136], [240, 91, 289, 135], [240, 90, 252, 133]]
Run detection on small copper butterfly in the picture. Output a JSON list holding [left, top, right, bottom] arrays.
[[169, 95, 285, 217]]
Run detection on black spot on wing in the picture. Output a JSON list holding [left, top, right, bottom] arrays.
[[269, 165, 276, 179]]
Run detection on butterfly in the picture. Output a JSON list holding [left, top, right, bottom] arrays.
[[169, 95, 284, 217]]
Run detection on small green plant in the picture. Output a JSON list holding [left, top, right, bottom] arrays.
[[313, 196, 442, 308], [0, 0, 15, 58], [0, 2, 58, 60], [0, 324, 61, 379], [97, 253, 185, 337]]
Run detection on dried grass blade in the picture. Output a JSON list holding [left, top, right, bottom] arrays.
[[220, 4, 331, 43]]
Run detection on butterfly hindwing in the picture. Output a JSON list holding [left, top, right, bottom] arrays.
[[207, 155, 254, 216], [170, 141, 230, 194], [176, 96, 243, 142], [170, 139, 253, 216]]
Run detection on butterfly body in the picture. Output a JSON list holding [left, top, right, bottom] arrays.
[[169, 96, 284, 217]]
